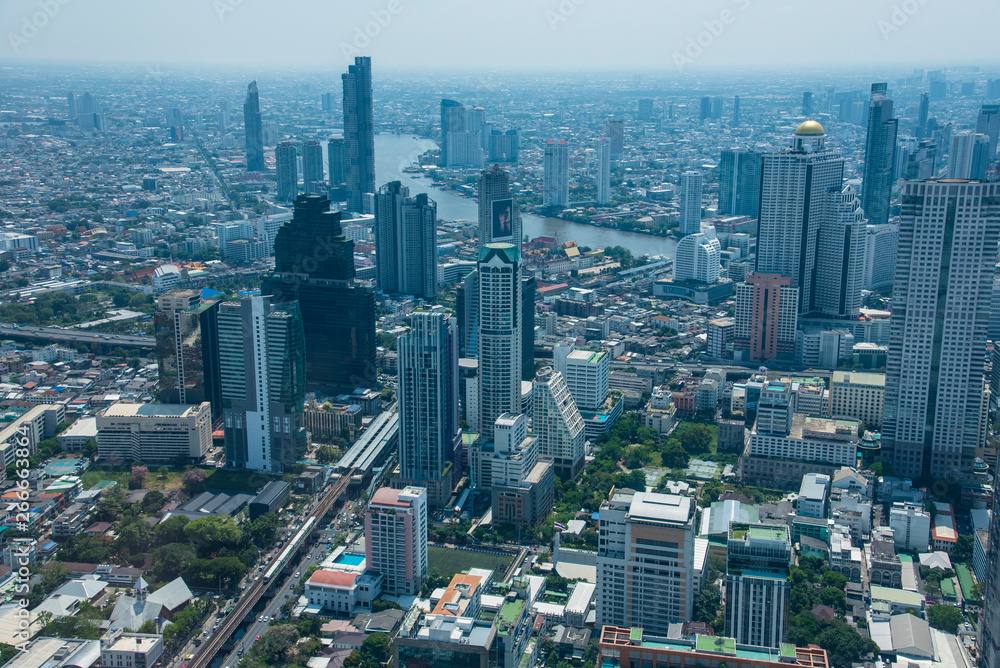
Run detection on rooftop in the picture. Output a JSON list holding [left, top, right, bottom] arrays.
[[101, 403, 204, 418], [626, 491, 692, 525]]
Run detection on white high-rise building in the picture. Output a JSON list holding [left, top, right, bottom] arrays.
[[812, 184, 866, 318], [477, 243, 522, 442], [597, 138, 611, 206], [678, 171, 703, 235], [882, 180, 1000, 480], [673, 229, 722, 284], [397, 309, 461, 508], [597, 489, 696, 636], [756, 121, 845, 315], [949, 132, 990, 179], [543, 140, 570, 208], [553, 346, 609, 411], [862, 223, 899, 291], [532, 368, 586, 479]]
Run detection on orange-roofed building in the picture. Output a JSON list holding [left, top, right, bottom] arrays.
[[304, 568, 383, 615], [431, 571, 489, 618]]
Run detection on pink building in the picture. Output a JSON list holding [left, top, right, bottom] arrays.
[[734, 272, 799, 363], [365, 486, 428, 596]]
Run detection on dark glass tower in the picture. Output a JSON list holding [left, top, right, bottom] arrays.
[[302, 139, 324, 195], [154, 290, 222, 420], [440, 99, 465, 166], [861, 83, 898, 228], [327, 137, 346, 186], [374, 181, 438, 300], [243, 81, 265, 172], [719, 148, 763, 217], [276, 141, 298, 202], [342, 57, 375, 213], [522, 275, 536, 381], [262, 194, 376, 394]]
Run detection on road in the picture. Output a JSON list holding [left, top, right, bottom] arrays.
[[0, 323, 155, 348], [609, 360, 835, 380]]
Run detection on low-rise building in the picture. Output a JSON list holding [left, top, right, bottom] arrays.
[[96, 402, 212, 465], [304, 569, 383, 615], [394, 614, 497, 668], [797, 473, 830, 519], [99, 630, 163, 668]]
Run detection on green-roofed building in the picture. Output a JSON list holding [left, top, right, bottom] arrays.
[[725, 523, 792, 648]]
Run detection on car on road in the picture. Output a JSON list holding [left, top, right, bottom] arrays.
[[259, 615, 264, 622], [256, 635, 261, 640], [295, 571, 300, 577]]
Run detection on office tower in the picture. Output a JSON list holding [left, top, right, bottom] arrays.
[[917, 92, 930, 137], [532, 368, 585, 478], [725, 524, 792, 648], [488, 129, 519, 163], [543, 140, 570, 208], [895, 136, 918, 181], [733, 95, 741, 127], [218, 97, 231, 130], [718, 148, 762, 217], [606, 119, 624, 159], [637, 98, 654, 121], [439, 100, 464, 167], [397, 309, 461, 508], [66, 91, 76, 119], [243, 81, 265, 172], [597, 489, 696, 636], [597, 139, 611, 206], [374, 181, 437, 300], [756, 121, 845, 313], [327, 137, 346, 186], [712, 97, 723, 119], [554, 346, 610, 411], [861, 84, 898, 229], [812, 185, 866, 318], [981, 482, 1000, 666], [302, 140, 324, 195], [882, 180, 1000, 480], [262, 195, 376, 393], [478, 166, 521, 247], [477, 243, 522, 442], [802, 91, 813, 117], [219, 295, 306, 473], [699, 96, 712, 121], [733, 273, 799, 363], [365, 486, 428, 596], [971, 136, 994, 180], [679, 171, 703, 235], [154, 290, 222, 420], [275, 141, 298, 202], [949, 132, 992, 179], [862, 223, 899, 291], [673, 230, 721, 284], [457, 270, 479, 358], [905, 139, 937, 179], [522, 275, 536, 382], [77, 92, 96, 116], [977, 104, 1000, 159], [342, 56, 375, 212]]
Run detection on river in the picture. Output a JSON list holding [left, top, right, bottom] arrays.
[[364, 134, 677, 259]]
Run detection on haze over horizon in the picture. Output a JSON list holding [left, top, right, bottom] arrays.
[[2, 0, 999, 73]]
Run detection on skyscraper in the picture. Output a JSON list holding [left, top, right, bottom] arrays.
[[756, 121, 845, 314], [861, 83, 898, 229], [802, 91, 813, 117], [976, 104, 1000, 159], [981, 483, 1000, 666], [478, 166, 521, 248], [219, 295, 306, 473], [718, 148, 762, 217], [327, 137, 346, 186], [457, 270, 479, 359], [733, 273, 799, 363], [733, 95, 741, 126], [637, 98, 654, 121], [725, 524, 792, 648], [861, 223, 899, 292], [66, 91, 76, 119], [154, 290, 222, 420], [699, 96, 712, 121], [262, 195, 377, 394], [522, 275, 536, 382], [597, 138, 611, 206], [365, 487, 428, 596], [905, 138, 937, 179], [673, 230, 722, 284], [679, 171, 703, 236], [342, 56, 375, 212], [882, 180, 1000, 480], [397, 309, 461, 508], [477, 243, 522, 442], [440, 99, 465, 166], [949, 132, 991, 179], [811, 185, 866, 318], [302, 140, 324, 195], [606, 119, 624, 160], [532, 367, 585, 478], [243, 81, 265, 172], [543, 140, 570, 208], [374, 181, 437, 300], [275, 141, 298, 202], [916, 92, 930, 137]]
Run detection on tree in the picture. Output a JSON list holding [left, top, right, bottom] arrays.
[[693, 583, 721, 624], [142, 490, 166, 512], [115, 521, 152, 557], [361, 632, 391, 662], [154, 515, 189, 547], [953, 534, 974, 563], [816, 625, 879, 667], [676, 423, 713, 454], [131, 464, 149, 482], [136, 620, 157, 634], [248, 512, 281, 548], [252, 624, 300, 665], [152, 543, 196, 582], [819, 587, 846, 613], [94, 484, 128, 522], [183, 515, 242, 556], [39, 562, 70, 594], [660, 439, 690, 468], [927, 604, 963, 634], [157, 466, 169, 479], [182, 468, 208, 495], [372, 598, 403, 612], [821, 571, 847, 590]]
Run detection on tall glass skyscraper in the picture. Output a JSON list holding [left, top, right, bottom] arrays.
[[719, 148, 762, 217], [275, 141, 298, 202], [861, 83, 898, 228], [219, 295, 306, 473], [243, 80, 265, 172], [374, 181, 438, 300], [302, 139, 324, 195], [342, 56, 375, 213], [396, 308, 461, 508], [327, 136, 345, 186], [154, 290, 222, 420], [477, 243, 522, 443], [262, 194, 376, 394]]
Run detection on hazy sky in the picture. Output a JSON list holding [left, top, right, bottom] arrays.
[[2, 0, 998, 72]]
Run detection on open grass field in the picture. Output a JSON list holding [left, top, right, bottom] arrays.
[[80, 467, 279, 494], [427, 545, 515, 577], [81, 469, 187, 492]]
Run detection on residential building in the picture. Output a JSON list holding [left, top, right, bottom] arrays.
[[862, 223, 899, 291], [679, 171, 703, 236], [532, 367, 586, 479], [96, 403, 212, 465], [733, 273, 799, 363], [882, 180, 1000, 480], [597, 138, 611, 205], [543, 140, 570, 208], [725, 524, 792, 648], [741, 413, 860, 488], [673, 230, 721, 284], [394, 615, 496, 668], [275, 141, 298, 202], [302, 139, 324, 194], [365, 486, 428, 596], [553, 346, 609, 411], [707, 318, 735, 358], [219, 296, 307, 473], [597, 489, 696, 636], [343, 56, 375, 212], [889, 502, 931, 553], [797, 473, 830, 519], [861, 83, 898, 228], [719, 148, 763, 217], [374, 181, 437, 300], [327, 136, 346, 187]]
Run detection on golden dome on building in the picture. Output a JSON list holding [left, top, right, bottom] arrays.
[[795, 119, 825, 135]]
